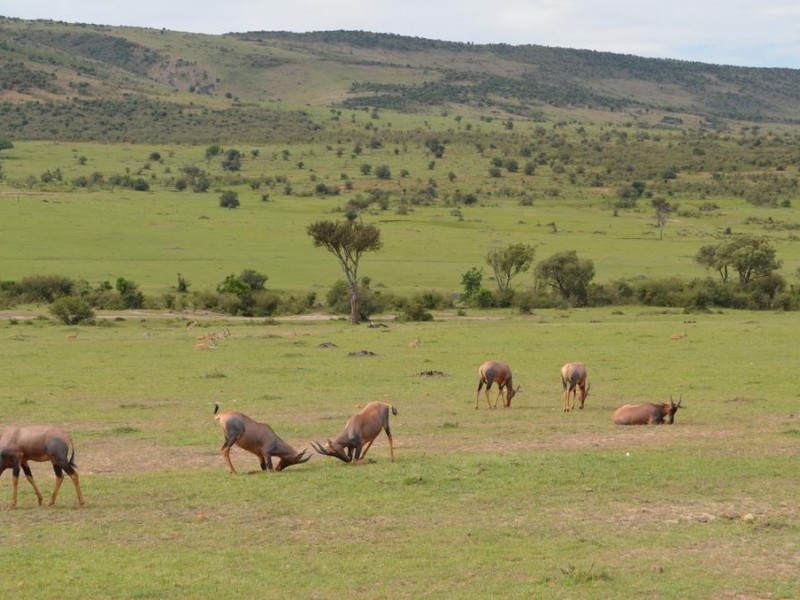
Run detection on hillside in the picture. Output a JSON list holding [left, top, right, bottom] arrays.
[[2, 17, 800, 143]]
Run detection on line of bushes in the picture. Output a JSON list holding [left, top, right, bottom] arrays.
[[1, 271, 799, 326]]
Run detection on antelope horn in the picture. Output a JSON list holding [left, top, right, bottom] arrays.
[[311, 441, 329, 456], [295, 449, 312, 464]]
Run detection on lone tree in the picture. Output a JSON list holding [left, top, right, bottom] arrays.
[[486, 243, 535, 292], [535, 250, 595, 306], [696, 235, 781, 288], [651, 197, 675, 240], [307, 220, 382, 324]]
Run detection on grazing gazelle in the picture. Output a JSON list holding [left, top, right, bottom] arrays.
[[561, 362, 590, 412], [612, 397, 682, 425], [476, 361, 519, 409], [0, 425, 85, 509], [213, 404, 311, 473], [312, 401, 397, 463]]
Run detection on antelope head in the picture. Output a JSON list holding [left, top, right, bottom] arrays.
[[506, 385, 521, 407], [275, 448, 312, 471], [667, 396, 682, 424], [311, 439, 351, 463]]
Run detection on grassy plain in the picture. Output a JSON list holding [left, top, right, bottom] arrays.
[[2, 140, 800, 297], [1, 309, 798, 599]]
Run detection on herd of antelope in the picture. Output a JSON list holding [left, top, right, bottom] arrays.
[[2, 356, 682, 509]]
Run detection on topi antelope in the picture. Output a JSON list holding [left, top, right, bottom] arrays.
[[0, 425, 85, 509], [213, 404, 311, 474], [612, 397, 682, 425], [312, 401, 397, 463], [561, 362, 590, 412], [476, 361, 519, 409]]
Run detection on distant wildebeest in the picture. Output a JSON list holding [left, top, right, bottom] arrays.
[[612, 397, 682, 425], [476, 361, 519, 409], [561, 362, 589, 412], [0, 425, 85, 509], [312, 401, 397, 463], [213, 404, 311, 474]]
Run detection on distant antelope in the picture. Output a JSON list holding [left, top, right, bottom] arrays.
[[312, 401, 397, 463], [408, 338, 421, 348], [194, 338, 218, 351], [476, 361, 519, 409], [64, 332, 79, 341], [213, 404, 311, 473], [186, 320, 198, 331], [612, 397, 682, 425], [0, 425, 85, 509], [561, 362, 590, 412], [670, 332, 688, 340]]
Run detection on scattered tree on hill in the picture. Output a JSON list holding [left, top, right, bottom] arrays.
[[307, 219, 382, 324], [0, 138, 13, 153], [486, 243, 535, 292], [535, 251, 595, 306], [695, 235, 782, 288]]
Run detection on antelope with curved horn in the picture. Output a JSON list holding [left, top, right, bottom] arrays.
[[213, 404, 311, 473], [476, 361, 519, 409], [561, 362, 590, 412], [0, 425, 85, 509], [612, 396, 683, 425], [312, 401, 397, 464]]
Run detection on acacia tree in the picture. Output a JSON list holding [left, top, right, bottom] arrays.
[[535, 250, 595, 306], [486, 243, 535, 291], [307, 220, 382, 324], [696, 235, 781, 288]]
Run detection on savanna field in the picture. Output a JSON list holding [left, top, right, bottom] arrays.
[[1, 20, 800, 599]]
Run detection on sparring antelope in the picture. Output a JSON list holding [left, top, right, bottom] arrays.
[[612, 397, 682, 425], [213, 404, 311, 474], [0, 425, 85, 509], [561, 362, 590, 412], [476, 361, 519, 409], [312, 401, 397, 463]]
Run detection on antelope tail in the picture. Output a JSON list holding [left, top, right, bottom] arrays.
[[214, 402, 220, 415], [391, 405, 398, 416]]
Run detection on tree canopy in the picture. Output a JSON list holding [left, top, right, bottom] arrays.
[[696, 235, 782, 288], [535, 251, 595, 306], [486, 243, 535, 292]]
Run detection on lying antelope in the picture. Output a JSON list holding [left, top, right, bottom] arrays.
[[0, 425, 85, 509], [612, 397, 682, 425], [213, 404, 311, 474], [312, 401, 397, 463], [476, 361, 519, 409], [194, 338, 218, 351], [561, 362, 590, 412]]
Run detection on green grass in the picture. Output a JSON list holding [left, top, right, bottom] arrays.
[[1, 310, 798, 598]]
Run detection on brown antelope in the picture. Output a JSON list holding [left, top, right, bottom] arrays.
[[213, 404, 311, 474], [561, 362, 590, 412], [0, 425, 85, 509], [408, 338, 421, 348], [311, 401, 397, 463], [476, 361, 519, 409], [612, 397, 682, 425], [194, 338, 218, 351]]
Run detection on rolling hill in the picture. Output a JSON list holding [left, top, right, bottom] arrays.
[[2, 16, 800, 143]]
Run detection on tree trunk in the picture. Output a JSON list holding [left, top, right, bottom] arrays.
[[349, 283, 360, 325]]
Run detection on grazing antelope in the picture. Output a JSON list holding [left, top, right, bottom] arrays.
[[312, 401, 397, 463], [476, 361, 519, 409], [186, 320, 198, 331], [213, 404, 311, 474], [0, 425, 85, 509], [561, 362, 590, 412], [612, 397, 682, 425]]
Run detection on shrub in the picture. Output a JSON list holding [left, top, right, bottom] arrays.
[[219, 190, 240, 209], [50, 297, 95, 325], [16, 274, 74, 303]]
